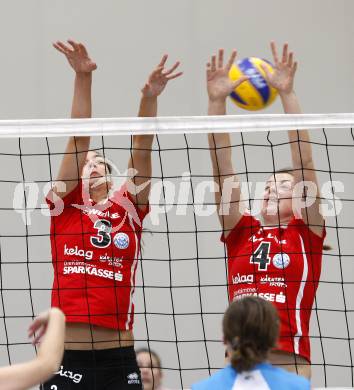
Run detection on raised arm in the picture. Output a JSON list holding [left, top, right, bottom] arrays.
[[262, 42, 324, 236], [207, 49, 248, 236], [51, 40, 97, 199], [0, 308, 65, 390], [128, 55, 182, 209]]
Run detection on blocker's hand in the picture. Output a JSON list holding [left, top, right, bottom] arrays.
[[53, 39, 97, 74], [261, 41, 297, 96], [28, 310, 51, 345], [206, 49, 248, 102], [141, 55, 183, 98]]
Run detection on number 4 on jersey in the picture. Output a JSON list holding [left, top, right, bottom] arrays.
[[250, 242, 271, 271]]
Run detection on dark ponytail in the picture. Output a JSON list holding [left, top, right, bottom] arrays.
[[223, 297, 279, 373]]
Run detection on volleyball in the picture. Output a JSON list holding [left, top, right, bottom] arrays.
[[229, 57, 278, 111]]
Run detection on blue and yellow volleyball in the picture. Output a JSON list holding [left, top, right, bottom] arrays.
[[229, 57, 278, 111]]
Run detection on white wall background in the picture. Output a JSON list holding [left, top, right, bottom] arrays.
[[0, 0, 354, 388]]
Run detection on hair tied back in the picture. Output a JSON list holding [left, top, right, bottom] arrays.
[[231, 337, 239, 351]]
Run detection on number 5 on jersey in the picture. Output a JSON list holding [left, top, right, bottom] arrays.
[[250, 242, 271, 271]]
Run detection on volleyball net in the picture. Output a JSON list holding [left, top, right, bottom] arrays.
[[0, 113, 353, 388]]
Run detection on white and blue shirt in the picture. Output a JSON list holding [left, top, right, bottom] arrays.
[[191, 363, 310, 390]]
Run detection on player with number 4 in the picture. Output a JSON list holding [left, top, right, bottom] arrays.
[[206, 42, 326, 379]]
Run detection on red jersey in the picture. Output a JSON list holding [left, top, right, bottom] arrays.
[[222, 214, 325, 362], [46, 181, 149, 331]]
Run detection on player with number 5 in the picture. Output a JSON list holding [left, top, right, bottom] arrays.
[[206, 42, 326, 379]]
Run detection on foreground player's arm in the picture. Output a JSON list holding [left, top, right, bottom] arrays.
[[263, 41, 324, 236], [207, 49, 248, 236], [0, 308, 65, 390], [51, 40, 97, 199], [128, 55, 182, 209]]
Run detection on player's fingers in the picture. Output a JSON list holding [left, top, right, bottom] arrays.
[[291, 61, 298, 76], [218, 49, 224, 69], [211, 55, 216, 72], [54, 41, 71, 54], [166, 71, 183, 80], [282, 43, 289, 63], [206, 62, 211, 77], [149, 67, 162, 81], [55, 41, 69, 50], [270, 41, 279, 65], [28, 324, 42, 339], [158, 54, 168, 68], [233, 75, 249, 89], [153, 66, 164, 77], [67, 39, 80, 52], [226, 50, 237, 71], [32, 328, 46, 345], [28, 325, 36, 337], [163, 61, 180, 76], [288, 51, 294, 68], [260, 63, 271, 82], [28, 315, 45, 334], [53, 42, 68, 55], [78, 43, 88, 56]]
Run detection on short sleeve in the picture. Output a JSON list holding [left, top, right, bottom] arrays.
[[221, 214, 260, 245], [111, 186, 149, 229], [125, 191, 150, 223], [288, 217, 326, 244], [46, 181, 83, 212]]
